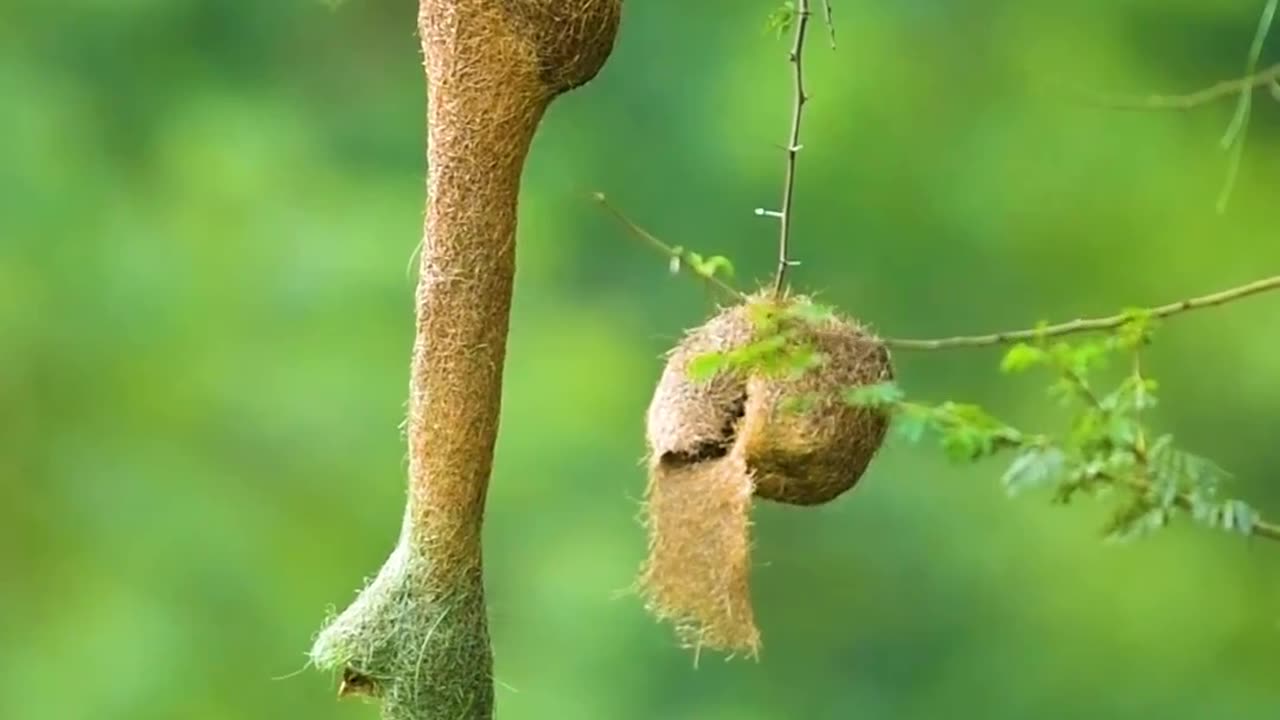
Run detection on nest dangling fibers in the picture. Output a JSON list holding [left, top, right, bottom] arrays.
[[640, 292, 894, 655]]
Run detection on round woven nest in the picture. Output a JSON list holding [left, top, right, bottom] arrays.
[[638, 293, 895, 654], [647, 293, 894, 505]]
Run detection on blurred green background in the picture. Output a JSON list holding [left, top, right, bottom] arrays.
[[3, 1, 1279, 718]]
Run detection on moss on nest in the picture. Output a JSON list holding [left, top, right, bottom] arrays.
[[639, 293, 893, 654], [311, 516, 493, 720]]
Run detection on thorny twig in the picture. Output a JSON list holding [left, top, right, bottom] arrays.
[[769, 0, 812, 295], [596, 199, 1280, 351]]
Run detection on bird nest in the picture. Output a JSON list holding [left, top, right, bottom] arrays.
[[639, 292, 894, 654]]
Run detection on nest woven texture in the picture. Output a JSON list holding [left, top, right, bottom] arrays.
[[640, 294, 893, 654]]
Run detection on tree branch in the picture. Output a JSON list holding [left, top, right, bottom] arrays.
[[1079, 62, 1280, 111], [772, 0, 812, 295], [593, 192, 746, 301], [595, 201, 1280, 353], [1126, 476, 1280, 542], [884, 275, 1280, 351]]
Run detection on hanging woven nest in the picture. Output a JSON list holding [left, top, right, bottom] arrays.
[[639, 292, 893, 654]]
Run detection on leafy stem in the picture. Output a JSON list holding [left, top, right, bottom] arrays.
[[848, 317, 1280, 544]]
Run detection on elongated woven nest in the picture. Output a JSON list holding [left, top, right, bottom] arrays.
[[639, 293, 893, 654], [309, 2, 622, 718]]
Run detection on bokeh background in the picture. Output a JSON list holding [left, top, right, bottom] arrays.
[[3, 1, 1279, 718]]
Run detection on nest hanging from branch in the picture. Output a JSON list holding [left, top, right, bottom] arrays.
[[639, 292, 893, 654]]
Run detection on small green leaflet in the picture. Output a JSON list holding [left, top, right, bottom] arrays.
[[1002, 446, 1065, 496], [844, 381, 904, 408], [766, 1, 797, 37]]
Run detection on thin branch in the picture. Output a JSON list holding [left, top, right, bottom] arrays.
[[592, 193, 746, 302], [884, 275, 1280, 351], [1222, 0, 1278, 145], [1125, 476, 1280, 542], [594, 207, 1280, 352], [1217, 0, 1278, 213], [594, 206, 1280, 352], [772, 0, 812, 295], [822, 0, 836, 49], [1078, 62, 1280, 111]]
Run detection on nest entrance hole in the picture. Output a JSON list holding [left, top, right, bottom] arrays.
[[657, 392, 747, 468]]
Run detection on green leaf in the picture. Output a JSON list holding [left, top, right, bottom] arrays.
[[1103, 496, 1162, 541], [1152, 476, 1179, 510], [844, 381, 905, 409], [728, 333, 791, 376], [891, 409, 930, 444], [1188, 490, 1216, 524], [1046, 378, 1078, 406], [1220, 499, 1257, 536], [1107, 374, 1159, 413], [1113, 309, 1155, 349], [1105, 415, 1140, 448], [766, 1, 797, 37], [689, 254, 735, 280], [940, 428, 985, 462], [686, 351, 729, 381], [1000, 343, 1046, 373], [1068, 342, 1109, 376], [1001, 446, 1065, 495], [784, 300, 838, 325], [746, 301, 783, 332], [781, 344, 825, 378], [1102, 447, 1138, 477]]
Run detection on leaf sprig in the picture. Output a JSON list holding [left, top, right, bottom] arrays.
[[847, 313, 1280, 542], [687, 299, 836, 382], [678, 292, 1279, 544]]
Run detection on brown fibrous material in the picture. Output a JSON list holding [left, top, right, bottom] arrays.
[[313, 2, 621, 718], [640, 293, 893, 655]]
